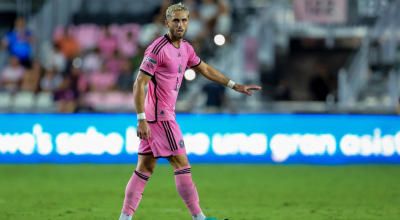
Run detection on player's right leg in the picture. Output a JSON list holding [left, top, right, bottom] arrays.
[[119, 154, 158, 220]]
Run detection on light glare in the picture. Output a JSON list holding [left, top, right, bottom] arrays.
[[214, 34, 225, 46], [184, 69, 196, 81]]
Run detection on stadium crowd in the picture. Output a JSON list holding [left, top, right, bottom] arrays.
[[0, 0, 232, 113]]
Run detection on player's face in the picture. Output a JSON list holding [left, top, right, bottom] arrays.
[[166, 11, 189, 39]]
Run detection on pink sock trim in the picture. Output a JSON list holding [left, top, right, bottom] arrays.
[[121, 170, 151, 215]]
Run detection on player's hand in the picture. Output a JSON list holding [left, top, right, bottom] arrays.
[[137, 120, 151, 141], [233, 84, 262, 96]]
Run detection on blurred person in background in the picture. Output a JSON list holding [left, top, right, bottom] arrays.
[[40, 69, 63, 92], [275, 79, 291, 101], [117, 60, 134, 92], [184, 10, 206, 52], [397, 97, 400, 115], [106, 49, 124, 76], [202, 82, 225, 113], [1, 17, 34, 68], [0, 56, 25, 92], [139, 14, 168, 47], [44, 43, 66, 73], [21, 60, 43, 92], [129, 46, 145, 73], [309, 64, 330, 101], [215, 0, 232, 37], [183, 0, 199, 11], [97, 26, 119, 58], [119, 31, 138, 58], [200, 0, 219, 28], [89, 62, 117, 92], [56, 28, 80, 61], [82, 47, 103, 73], [55, 67, 80, 113]]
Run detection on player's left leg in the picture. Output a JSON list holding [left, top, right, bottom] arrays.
[[167, 154, 211, 220]]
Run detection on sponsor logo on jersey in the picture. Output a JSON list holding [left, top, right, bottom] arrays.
[[145, 57, 157, 65], [179, 139, 185, 148], [146, 63, 154, 69], [178, 64, 182, 74]]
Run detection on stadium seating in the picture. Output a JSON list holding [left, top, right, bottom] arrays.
[[12, 92, 36, 113], [35, 92, 56, 113], [0, 92, 12, 113]]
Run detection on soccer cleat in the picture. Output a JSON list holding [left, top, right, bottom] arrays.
[[205, 218, 219, 220]]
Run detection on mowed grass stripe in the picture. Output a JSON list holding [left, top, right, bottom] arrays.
[[0, 164, 399, 220]]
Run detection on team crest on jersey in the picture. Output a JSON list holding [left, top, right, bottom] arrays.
[[178, 64, 182, 74], [145, 57, 157, 65], [179, 139, 185, 148]]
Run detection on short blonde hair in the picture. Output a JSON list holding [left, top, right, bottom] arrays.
[[166, 2, 189, 21]]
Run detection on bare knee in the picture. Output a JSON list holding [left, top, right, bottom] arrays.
[[137, 162, 155, 175], [167, 154, 190, 170], [137, 155, 158, 175]]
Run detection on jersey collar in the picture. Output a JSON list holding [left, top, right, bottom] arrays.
[[164, 34, 181, 49]]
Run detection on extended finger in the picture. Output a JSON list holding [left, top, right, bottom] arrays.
[[248, 86, 262, 90]]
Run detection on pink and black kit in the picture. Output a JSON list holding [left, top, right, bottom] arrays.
[[138, 34, 201, 158]]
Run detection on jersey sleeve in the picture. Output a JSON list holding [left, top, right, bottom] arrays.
[[139, 45, 163, 77], [187, 44, 201, 68]]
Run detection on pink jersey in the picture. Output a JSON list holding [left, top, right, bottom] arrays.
[[139, 34, 201, 122]]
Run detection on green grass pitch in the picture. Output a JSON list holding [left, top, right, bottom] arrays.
[[0, 164, 400, 220]]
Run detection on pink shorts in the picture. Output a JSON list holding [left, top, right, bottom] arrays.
[[138, 120, 186, 158]]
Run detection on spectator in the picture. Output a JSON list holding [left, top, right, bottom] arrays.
[[274, 80, 291, 101], [40, 69, 63, 92], [215, 0, 232, 36], [129, 46, 145, 73], [202, 82, 225, 113], [119, 31, 138, 58], [97, 26, 119, 58], [397, 97, 400, 115], [57, 28, 80, 61], [117, 60, 134, 92], [184, 10, 205, 52], [200, 0, 219, 25], [0, 56, 25, 92], [55, 67, 80, 113], [44, 43, 66, 73], [1, 17, 34, 68], [82, 48, 103, 72], [309, 64, 330, 101], [139, 14, 168, 47], [89, 63, 117, 92], [21, 60, 43, 92], [106, 49, 123, 76], [183, 0, 199, 11]]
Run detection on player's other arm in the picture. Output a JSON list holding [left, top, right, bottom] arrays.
[[192, 61, 261, 96], [133, 71, 152, 141]]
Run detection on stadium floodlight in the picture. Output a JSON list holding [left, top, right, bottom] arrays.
[[214, 34, 225, 46], [72, 58, 83, 68], [184, 69, 196, 81]]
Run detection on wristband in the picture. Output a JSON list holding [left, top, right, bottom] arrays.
[[137, 113, 146, 120], [227, 80, 236, 89]]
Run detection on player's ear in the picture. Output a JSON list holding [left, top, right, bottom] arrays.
[[165, 19, 169, 28]]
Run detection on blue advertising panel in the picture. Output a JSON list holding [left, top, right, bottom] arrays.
[[0, 114, 400, 164]]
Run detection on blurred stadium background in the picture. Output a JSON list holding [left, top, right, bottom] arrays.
[[1, 0, 400, 219]]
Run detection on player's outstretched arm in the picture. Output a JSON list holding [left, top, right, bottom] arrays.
[[133, 71, 152, 141], [192, 61, 261, 96]]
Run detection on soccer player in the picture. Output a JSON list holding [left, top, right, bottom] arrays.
[[119, 3, 261, 220]]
